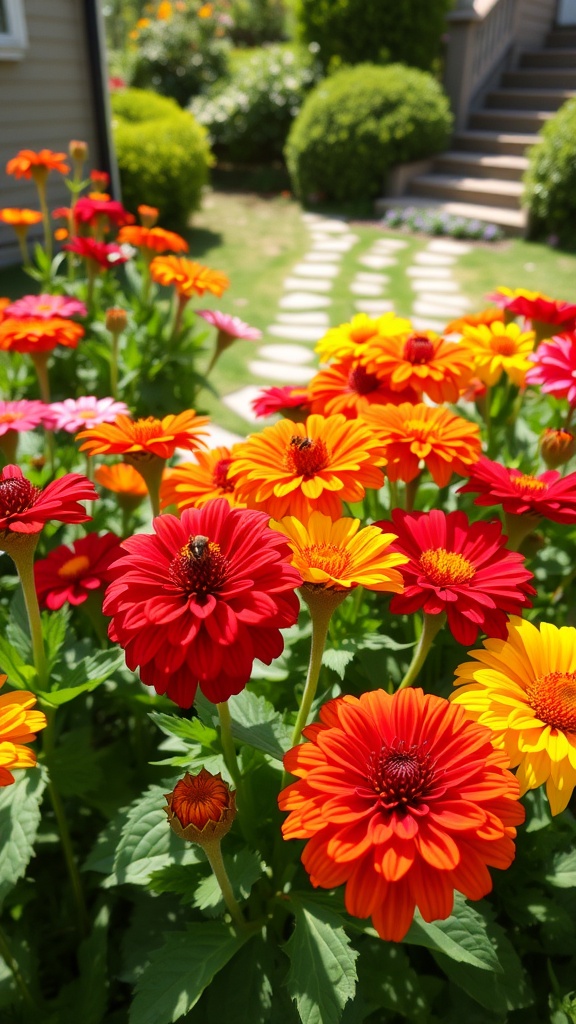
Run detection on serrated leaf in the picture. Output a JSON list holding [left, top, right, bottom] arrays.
[[0, 769, 46, 905], [404, 896, 502, 972], [129, 923, 249, 1024], [83, 813, 124, 875], [148, 863, 204, 900], [227, 689, 292, 761], [202, 935, 274, 1024], [42, 649, 124, 706], [47, 727, 103, 798], [285, 898, 358, 1024], [322, 649, 355, 680], [111, 783, 203, 886], [0, 637, 36, 689], [193, 849, 262, 915], [548, 849, 576, 888], [42, 606, 69, 672], [355, 938, 429, 1022], [149, 711, 217, 747]]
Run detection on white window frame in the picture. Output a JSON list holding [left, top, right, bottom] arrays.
[[0, 0, 28, 60]]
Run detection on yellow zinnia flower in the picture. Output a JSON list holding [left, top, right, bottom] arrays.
[[452, 617, 576, 815], [316, 312, 411, 364], [460, 320, 535, 387]]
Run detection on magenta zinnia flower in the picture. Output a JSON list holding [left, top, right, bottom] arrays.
[[0, 465, 97, 534], [103, 498, 302, 707], [0, 400, 48, 436], [526, 331, 576, 406], [5, 294, 87, 320], [46, 396, 129, 434], [34, 532, 122, 610], [375, 509, 535, 645], [196, 309, 262, 341], [251, 385, 310, 420]]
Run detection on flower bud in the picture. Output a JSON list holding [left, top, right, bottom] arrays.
[[540, 427, 576, 469], [90, 169, 110, 190], [164, 768, 236, 846], [105, 307, 128, 335], [69, 140, 88, 162], [138, 204, 159, 228]]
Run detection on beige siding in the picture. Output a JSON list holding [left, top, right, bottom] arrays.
[[0, 0, 103, 266], [516, 0, 557, 50]]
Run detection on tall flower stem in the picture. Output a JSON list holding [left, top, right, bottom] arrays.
[[34, 176, 52, 260], [110, 332, 120, 398], [9, 539, 47, 690], [216, 701, 242, 790], [203, 838, 246, 930], [398, 611, 446, 690], [31, 352, 51, 405], [291, 588, 347, 750], [0, 924, 38, 1011], [405, 474, 421, 513], [503, 510, 542, 553], [127, 455, 164, 519]]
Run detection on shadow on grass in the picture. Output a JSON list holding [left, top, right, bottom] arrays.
[[187, 226, 224, 257]]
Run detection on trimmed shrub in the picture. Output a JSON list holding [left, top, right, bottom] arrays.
[[524, 98, 576, 242], [191, 44, 322, 163], [296, 0, 453, 73], [112, 89, 213, 229], [285, 64, 453, 203]]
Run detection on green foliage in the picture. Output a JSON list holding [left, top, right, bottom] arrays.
[[295, 0, 453, 72], [285, 63, 453, 202], [228, 0, 289, 45], [112, 88, 213, 228], [524, 98, 576, 242], [191, 44, 323, 162], [285, 897, 358, 1024], [0, 770, 46, 906]]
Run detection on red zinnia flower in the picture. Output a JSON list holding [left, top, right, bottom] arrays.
[[251, 385, 310, 420], [458, 456, 576, 525], [0, 465, 96, 535], [375, 509, 535, 645], [64, 237, 128, 270], [279, 687, 524, 942], [73, 197, 133, 228], [103, 499, 302, 707], [34, 532, 122, 610], [489, 287, 576, 332]]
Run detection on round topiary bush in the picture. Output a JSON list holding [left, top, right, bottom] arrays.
[[112, 89, 213, 229], [296, 0, 453, 72], [285, 63, 453, 203], [524, 98, 576, 242]]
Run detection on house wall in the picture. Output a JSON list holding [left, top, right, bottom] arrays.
[[0, 0, 103, 267], [515, 0, 558, 50]]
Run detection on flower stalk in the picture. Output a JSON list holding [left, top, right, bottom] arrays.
[[398, 611, 446, 690]]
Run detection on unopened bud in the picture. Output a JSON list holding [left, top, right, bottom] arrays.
[[138, 204, 159, 228], [541, 427, 576, 468], [69, 140, 88, 162], [165, 768, 236, 846], [90, 169, 110, 190], [105, 307, 128, 335]]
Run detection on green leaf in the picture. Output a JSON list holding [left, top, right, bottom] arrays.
[[56, 905, 110, 1024], [83, 813, 124, 876], [148, 863, 204, 901], [202, 935, 274, 1024], [42, 649, 124, 706], [129, 922, 249, 1024], [547, 849, 576, 888], [355, 938, 430, 1022], [0, 637, 36, 689], [322, 648, 355, 679], [227, 689, 292, 762], [193, 849, 263, 916], [6, 589, 32, 665], [285, 897, 358, 1024], [404, 895, 502, 972], [524, 787, 553, 832], [42, 605, 69, 672], [47, 727, 103, 798], [0, 769, 46, 905]]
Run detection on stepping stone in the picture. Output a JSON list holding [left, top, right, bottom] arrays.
[[426, 239, 472, 255], [410, 279, 461, 294], [280, 292, 331, 310], [406, 266, 453, 280], [268, 324, 327, 342], [283, 276, 332, 293], [372, 238, 408, 251], [359, 255, 396, 270], [248, 359, 316, 384], [413, 252, 456, 267], [293, 262, 340, 277], [303, 252, 341, 263], [311, 237, 358, 252], [354, 300, 395, 315], [302, 213, 324, 223], [411, 315, 449, 333], [413, 299, 470, 318], [222, 385, 265, 424], [350, 282, 384, 297], [277, 312, 330, 325], [258, 343, 315, 365], [200, 422, 245, 447], [415, 292, 470, 310], [310, 219, 349, 233], [356, 271, 390, 284]]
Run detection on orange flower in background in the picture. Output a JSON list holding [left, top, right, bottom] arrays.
[[307, 355, 418, 418], [445, 308, 504, 334], [460, 321, 535, 387], [6, 149, 69, 181], [316, 312, 410, 364], [363, 331, 476, 404], [363, 402, 481, 487], [0, 675, 47, 786], [230, 413, 387, 521], [0, 208, 43, 228], [157, 0, 173, 18], [94, 462, 149, 499], [271, 511, 406, 592], [279, 687, 524, 942], [160, 446, 245, 511], [0, 317, 84, 353], [149, 256, 230, 298], [117, 225, 188, 255], [452, 617, 576, 815], [77, 410, 209, 461], [137, 204, 159, 227], [198, 2, 213, 16], [165, 769, 236, 844]]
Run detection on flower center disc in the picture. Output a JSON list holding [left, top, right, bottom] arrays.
[[131, 418, 163, 444], [284, 436, 329, 478], [404, 334, 434, 364], [512, 474, 548, 494], [348, 365, 379, 396], [0, 413, 19, 425], [0, 477, 38, 515], [169, 535, 228, 598], [491, 336, 518, 357], [58, 555, 91, 579], [368, 739, 436, 809], [526, 671, 576, 731], [419, 547, 475, 586], [303, 542, 352, 579]]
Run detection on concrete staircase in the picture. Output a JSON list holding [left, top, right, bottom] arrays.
[[377, 28, 576, 236]]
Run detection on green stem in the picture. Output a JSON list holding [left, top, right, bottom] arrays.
[[16, 231, 30, 268], [290, 588, 346, 750], [110, 332, 119, 398], [203, 839, 245, 930], [31, 351, 51, 404], [12, 540, 47, 690], [503, 510, 542, 552], [127, 456, 164, 519], [398, 611, 446, 690], [35, 178, 52, 260], [216, 701, 242, 790], [388, 479, 399, 510], [0, 923, 38, 1010], [484, 385, 492, 454], [405, 474, 421, 513]]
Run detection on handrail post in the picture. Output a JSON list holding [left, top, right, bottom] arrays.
[[443, 4, 482, 131]]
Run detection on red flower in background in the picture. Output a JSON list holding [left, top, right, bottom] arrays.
[[458, 456, 576, 524], [251, 385, 310, 419], [34, 532, 122, 610], [64, 237, 129, 269], [0, 465, 96, 534]]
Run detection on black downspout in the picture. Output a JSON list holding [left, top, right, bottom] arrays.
[[83, 0, 121, 199]]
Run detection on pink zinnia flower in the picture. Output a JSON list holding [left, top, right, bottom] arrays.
[[73, 197, 133, 227], [64, 237, 129, 270], [526, 331, 576, 406], [251, 385, 311, 420], [5, 294, 87, 320], [0, 400, 48, 436], [196, 309, 262, 341], [46, 396, 129, 434]]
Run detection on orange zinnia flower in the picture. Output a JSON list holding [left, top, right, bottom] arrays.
[[117, 225, 188, 255], [94, 462, 148, 498], [149, 256, 230, 298], [279, 687, 524, 942], [0, 317, 84, 353], [165, 769, 236, 845], [363, 331, 475, 405], [316, 312, 410, 364], [0, 208, 43, 228], [460, 321, 535, 387], [229, 414, 387, 521], [363, 402, 481, 486], [0, 674, 47, 786], [160, 446, 245, 511], [77, 410, 210, 461], [307, 355, 418, 418], [6, 149, 69, 181], [445, 308, 504, 334]]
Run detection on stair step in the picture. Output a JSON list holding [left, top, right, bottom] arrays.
[[486, 86, 576, 110], [504, 68, 576, 88], [374, 196, 526, 235], [453, 129, 540, 156], [409, 174, 524, 210], [520, 48, 576, 68], [434, 151, 528, 181], [469, 108, 554, 132], [547, 30, 576, 48]]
